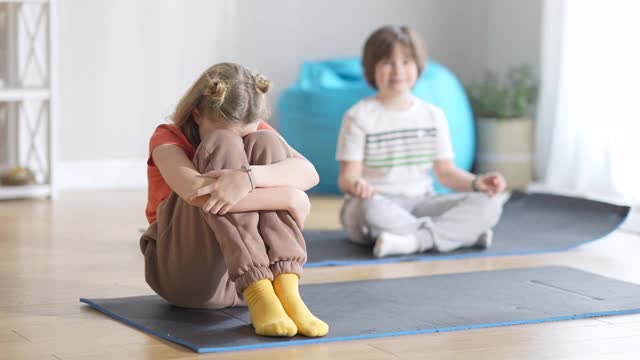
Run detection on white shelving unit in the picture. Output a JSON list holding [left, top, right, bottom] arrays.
[[0, 0, 56, 200]]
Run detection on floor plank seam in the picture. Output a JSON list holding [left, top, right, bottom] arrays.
[[367, 343, 401, 358], [12, 329, 33, 343]]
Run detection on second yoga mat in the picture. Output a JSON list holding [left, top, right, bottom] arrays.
[[304, 192, 630, 267]]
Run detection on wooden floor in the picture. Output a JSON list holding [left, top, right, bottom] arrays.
[[2, 191, 640, 360]]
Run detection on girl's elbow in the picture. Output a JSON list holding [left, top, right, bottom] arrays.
[[311, 168, 320, 187], [305, 161, 320, 187]]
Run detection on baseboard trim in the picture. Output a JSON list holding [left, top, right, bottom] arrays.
[[55, 159, 147, 191]]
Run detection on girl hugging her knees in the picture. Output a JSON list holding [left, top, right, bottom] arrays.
[[141, 62, 328, 338], [337, 25, 507, 258]]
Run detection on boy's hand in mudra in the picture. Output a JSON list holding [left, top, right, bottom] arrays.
[[350, 178, 376, 199], [475, 172, 507, 197]]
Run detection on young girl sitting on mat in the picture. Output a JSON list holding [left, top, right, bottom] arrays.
[[141, 62, 328, 338], [337, 25, 506, 258]]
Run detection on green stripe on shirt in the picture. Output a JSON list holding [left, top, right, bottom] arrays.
[[366, 153, 435, 164], [365, 158, 435, 169]]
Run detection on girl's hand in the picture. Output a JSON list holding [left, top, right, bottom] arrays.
[[351, 178, 376, 199], [475, 172, 507, 196], [287, 188, 311, 229], [188, 169, 252, 215]]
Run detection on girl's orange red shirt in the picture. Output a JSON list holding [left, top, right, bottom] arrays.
[[145, 121, 275, 224]]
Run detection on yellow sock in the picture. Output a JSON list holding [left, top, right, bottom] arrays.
[[273, 273, 329, 337], [243, 279, 297, 337]]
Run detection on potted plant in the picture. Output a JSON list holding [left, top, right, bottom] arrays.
[[467, 65, 538, 190]]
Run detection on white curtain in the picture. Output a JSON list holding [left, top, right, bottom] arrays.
[[536, 0, 640, 204]]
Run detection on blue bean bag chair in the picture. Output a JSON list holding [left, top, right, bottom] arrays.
[[278, 57, 474, 194]]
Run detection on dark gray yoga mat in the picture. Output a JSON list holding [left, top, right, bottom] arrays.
[[81, 266, 640, 353], [304, 192, 630, 267]]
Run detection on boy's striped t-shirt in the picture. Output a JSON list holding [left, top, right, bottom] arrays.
[[336, 96, 454, 197]]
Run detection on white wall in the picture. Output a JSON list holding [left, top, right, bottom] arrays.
[[54, 0, 541, 190], [57, 0, 235, 161], [230, 0, 489, 114], [486, 0, 542, 77], [56, 0, 236, 188]]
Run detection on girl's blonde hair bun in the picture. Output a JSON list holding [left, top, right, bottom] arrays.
[[254, 74, 271, 95], [204, 79, 230, 108]]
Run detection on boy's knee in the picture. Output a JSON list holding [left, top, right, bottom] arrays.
[[468, 193, 502, 225], [342, 198, 381, 245], [359, 197, 390, 226]]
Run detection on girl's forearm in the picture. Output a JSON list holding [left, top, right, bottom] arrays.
[[229, 187, 296, 212], [192, 187, 296, 213], [251, 158, 319, 191]]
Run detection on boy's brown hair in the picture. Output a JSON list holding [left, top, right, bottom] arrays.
[[362, 25, 427, 89], [172, 62, 271, 148]]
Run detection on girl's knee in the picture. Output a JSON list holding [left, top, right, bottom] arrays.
[[244, 130, 287, 151], [244, 129, 282, 143], [193, 129, 246, 172], [244, 130, 292, 164], [200, 129, 243, 149]]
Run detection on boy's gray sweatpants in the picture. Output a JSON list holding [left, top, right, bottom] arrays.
[[340, 192, 503, 253]]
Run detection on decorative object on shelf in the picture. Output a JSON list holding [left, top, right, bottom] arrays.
[[1, 166, 36, 186], [466, 65, 538, 190]]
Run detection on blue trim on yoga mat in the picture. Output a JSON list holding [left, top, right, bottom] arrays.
[[81, 297, 640, 353], [304, 207, 631, 268]]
